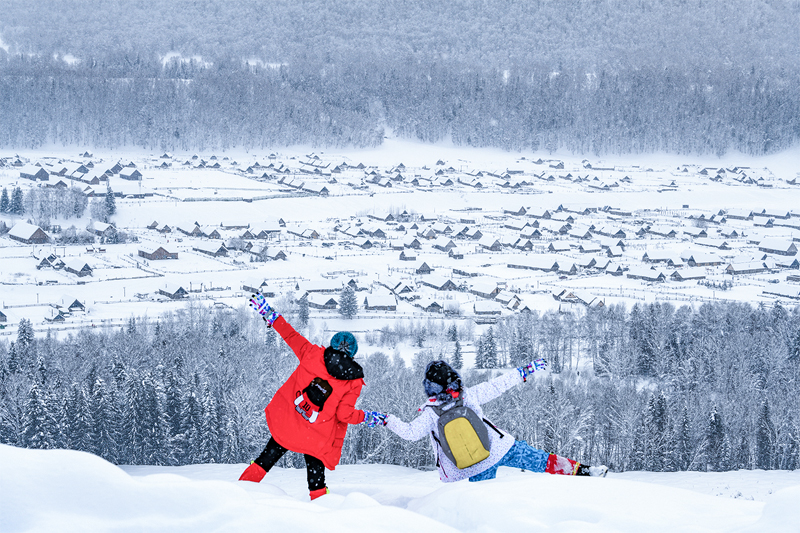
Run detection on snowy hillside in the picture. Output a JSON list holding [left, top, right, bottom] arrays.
[[3, 444, 800, 533]]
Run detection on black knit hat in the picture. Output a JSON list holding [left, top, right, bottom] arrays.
[[423, 360, 462, 399]]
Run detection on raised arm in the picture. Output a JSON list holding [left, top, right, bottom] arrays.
[[385, 410, 435, 441], [272, 315, 317, 362]]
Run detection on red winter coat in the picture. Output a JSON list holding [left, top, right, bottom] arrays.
[[265, 316, 365, 470]]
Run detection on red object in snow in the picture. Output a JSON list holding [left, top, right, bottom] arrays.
[[309, 487, 329, 500], [238, 462, 267, 482], [545, 453, 579, 475]]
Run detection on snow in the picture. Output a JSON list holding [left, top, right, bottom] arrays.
[[3, 443, 800, 532], [2, 139, 800, 359]]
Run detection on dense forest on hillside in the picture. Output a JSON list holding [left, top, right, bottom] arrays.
[[1, 1, 799, 153], [2, 300, 799, 472]]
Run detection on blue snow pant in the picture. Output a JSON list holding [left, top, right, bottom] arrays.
[[468, 440, 548, 482]]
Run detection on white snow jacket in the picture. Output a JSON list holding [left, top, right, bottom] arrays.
[[385, 370, 522, 482]]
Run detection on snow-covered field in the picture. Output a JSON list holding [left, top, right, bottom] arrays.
[[3, 140, 800, 531], [2, 139, 800, 364], [3, 443, 800, 533]]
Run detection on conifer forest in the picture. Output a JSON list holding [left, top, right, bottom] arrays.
[[2, 301, 799, 473], [1, 0, 799, 155]]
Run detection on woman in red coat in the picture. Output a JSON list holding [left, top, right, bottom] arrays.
[[239, 301, 383, 500]]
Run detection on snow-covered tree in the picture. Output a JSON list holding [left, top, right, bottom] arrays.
[[338, 286, 358, 319], [451, 339, 463, 370], [0, 187, 8, 213]]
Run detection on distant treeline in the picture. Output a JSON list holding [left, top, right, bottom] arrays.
[[0, 0, 799, 155], [2, 300, 799, 473], [1, 55, 797, 155]]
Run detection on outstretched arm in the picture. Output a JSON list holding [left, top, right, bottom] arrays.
[[468, 371, 524, 405], [385, 410, 435, 441]]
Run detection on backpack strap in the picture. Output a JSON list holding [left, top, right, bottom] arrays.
[[482, 418, 504, 438]]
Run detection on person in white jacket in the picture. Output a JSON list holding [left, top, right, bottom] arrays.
[[370, 360, 607, 483]]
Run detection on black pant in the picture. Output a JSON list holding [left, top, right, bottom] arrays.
[[253, 437, 326, 491]]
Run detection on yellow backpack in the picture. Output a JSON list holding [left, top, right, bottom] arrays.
[[430, 398, 495, 469]]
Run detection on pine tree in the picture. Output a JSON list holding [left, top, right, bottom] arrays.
[[706, 405, 725, 472], [16, 319, 35, 368], [90, 378, 117, 462], [297, 295, 309, 326], [164, 370, 186, 464], [482, 327, 498, 369], [200, 383, 220, 463], [452, 339, 463, 370], [474, 334, 485, 369], [0, 187, 8, 213], [10, 187, 24, 215], [105, 188, 116, 218], [338, 285, 358, 319], [447, 324, 458, 342], [65, 383, 94, 452], [756, 400, 775, 470], [675, 405, 692, 471], [183, 377, 203, 465], [22, 381, 54, 449]]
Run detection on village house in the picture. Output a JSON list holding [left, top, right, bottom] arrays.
[[64, 259, 93, 277], [138, 246, 178, 260], [241, 279, 276, 296], [419, 275, 457, 291], [87, 221, 117, 240], [642, 251, 684, 267], [578, 243, 602, 254], [465, 227, 484, 240], [8, 222, 50, 244], [470, 281, 500, 299], [647, 226, 678, 238], [507, 256, 559, 272], [626, 266, 666, 282], [296, 279, 345, 296], [725, 208, 754, 220], [473, 300, 503, 316], [59, 296, 86, 312], [520, 227, 543, 240], [403, 235, 422, 249], [363, 294, 397, 311], [159, 284, 188, 300], [547, 241, 571, 253], [762, 284, 800, 300], [478, 235, 502, 251], [726, 261, 768, 275], [119, 168, 143, 180], [432, 236, 456, 252], [683, 251, 723, 267], [354, 237, 373, 249], [249, 245, 287, 261], [20, 164, 50, 181], [758, 238, 798, 256], [305, 293, 339, 310], [415, 262, 433, 275], [193, 242, 228, 257], [495, 291, 522, 309], [670, 268, 707, 281], [399, 250, 417, 261], [448, 247, 464, 260]]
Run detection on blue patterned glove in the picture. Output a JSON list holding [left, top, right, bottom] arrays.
[[363, 411, 388, 428], [249, 293, 280, 327], [517, 358, 548, 382]]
